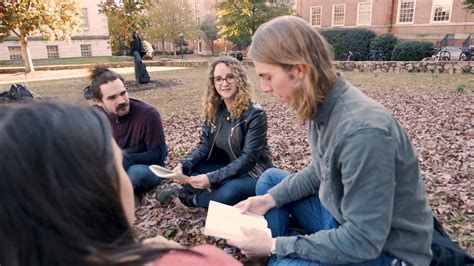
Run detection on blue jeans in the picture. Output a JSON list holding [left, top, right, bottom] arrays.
[[183, 163, 257, 208], [258, 168, 402, 266], [127, 164, 161, 195]]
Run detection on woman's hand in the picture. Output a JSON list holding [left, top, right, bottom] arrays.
[[173, 163, 192, 185], [226, 228, 274, 257], [173, 163, 183, 174], [234, 194, 277, 216], [189, 174, 211, 189]]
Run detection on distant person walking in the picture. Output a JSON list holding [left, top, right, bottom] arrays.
[[130, 31, 151, 83]]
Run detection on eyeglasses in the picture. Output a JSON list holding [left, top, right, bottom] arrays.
[[214, 75, 235, 85]]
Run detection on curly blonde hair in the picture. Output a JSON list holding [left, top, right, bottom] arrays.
[[204, 56, 253, 125], [249, 16, 338, 125]]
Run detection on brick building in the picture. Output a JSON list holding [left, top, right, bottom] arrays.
[[0, 0, 111, 61], [185, 0, 219, 55], [295, 0, 474, 47], [186, 0, 474, 54]]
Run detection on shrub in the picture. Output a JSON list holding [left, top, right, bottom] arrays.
[[456, 84, 465, 93], [153, 51, 175, 56], [370, 33, 398, 61], [320, 28, 376, 61], [392, 42, 435, 61]]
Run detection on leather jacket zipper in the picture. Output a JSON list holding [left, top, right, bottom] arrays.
[[228, 120, 245, 160], [206, 117, 224, 161], [230, 120, 245, 137]]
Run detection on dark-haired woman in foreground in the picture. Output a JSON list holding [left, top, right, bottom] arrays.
[[0, 102, 240, 265]]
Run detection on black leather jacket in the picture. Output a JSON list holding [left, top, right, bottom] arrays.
[[181, 102, 273, 189]]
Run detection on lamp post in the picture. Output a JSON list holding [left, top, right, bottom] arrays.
[[179, 32, 184, 59]]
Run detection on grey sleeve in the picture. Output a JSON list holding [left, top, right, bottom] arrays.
[[274, 129, 397, 263], [269, 162, 320, 207]]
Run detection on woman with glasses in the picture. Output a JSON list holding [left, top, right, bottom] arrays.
[[158, 56, 273, 208]]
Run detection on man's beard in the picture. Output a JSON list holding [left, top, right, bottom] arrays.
[[116, 103, 129, 113]]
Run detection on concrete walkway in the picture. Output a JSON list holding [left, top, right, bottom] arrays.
[[0, 66, 188, 85]]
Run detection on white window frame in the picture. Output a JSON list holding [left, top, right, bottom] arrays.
[[332, 4, 345, 27], [431, 0, 452, 23], [357, 2, 372, 26], [81, 8, 89, 29], [81, 44, 92, 57], [310, 6, 322, 27], [195, 0, 200, 24], [397, 0, 416, 24], [8, 46, 22, 61], [46, 45, 59, 58]]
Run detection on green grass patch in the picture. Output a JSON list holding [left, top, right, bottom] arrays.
[[0, 56, 133, 67]]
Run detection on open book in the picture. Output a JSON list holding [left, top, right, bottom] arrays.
[[204, 201, 272, 239], [149, 165, 191, 183]]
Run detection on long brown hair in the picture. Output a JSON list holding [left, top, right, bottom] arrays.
[[0, 102, 185, 265], [204, 56, 253, 125], [249, 15, 338, 124]]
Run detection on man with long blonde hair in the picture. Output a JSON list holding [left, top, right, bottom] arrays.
[[227, 16, 433, 266]]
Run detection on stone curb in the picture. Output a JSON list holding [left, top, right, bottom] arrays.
[[1, 60, 473, 75], [0, 60, 210, 74], [335, 61, 474, 74]]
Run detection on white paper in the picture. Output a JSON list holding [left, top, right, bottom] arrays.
[[204, 201, 272, 239], [149, 165, 191, 183]]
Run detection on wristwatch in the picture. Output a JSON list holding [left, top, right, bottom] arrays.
[[269, 238, 277, 257]]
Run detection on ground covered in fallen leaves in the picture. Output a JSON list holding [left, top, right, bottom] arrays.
[[9, 68, 470, 263], [134, 72, 473, 263]]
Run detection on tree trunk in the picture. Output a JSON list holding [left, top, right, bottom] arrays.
[[161, 39, 166, 55], [20, 36, 34, 73]]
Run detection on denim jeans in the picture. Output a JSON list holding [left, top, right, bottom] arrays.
[[183, 163, 256, 208], [258, 168, 402, 266], [127, 164, 161, 195]]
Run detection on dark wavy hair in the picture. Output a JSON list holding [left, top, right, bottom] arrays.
[[87, 65, 125, 100], [0, 102, 180, 265]]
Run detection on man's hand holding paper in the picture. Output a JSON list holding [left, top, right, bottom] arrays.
[[226, 227, 274, 258]]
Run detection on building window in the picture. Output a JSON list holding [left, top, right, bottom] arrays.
[[46, 45, 59, 59], [81, 44, 92, 57], [8, 46, 22, 60], [310, 6, 322, 27], [195, 0, 200, 24], [81, 8, 89, 28], [332, 4, 345, 26], [432, 0, 451, 22], [398, 0, 415, 23], [357, 2, 372, 25]]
